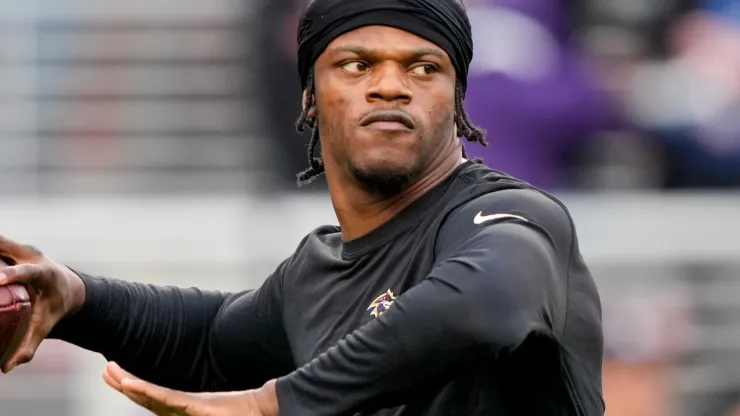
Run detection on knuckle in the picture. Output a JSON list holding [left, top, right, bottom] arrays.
[[35, 321, 54, 341], [22, 244, 42, 256], [15, 264, 31, 275], [15, 263, 48, 285], [0, 237, 43, 262], [29, 264, 45, 280], [7, 264, 32, 282], [17, 349, 35, 364]]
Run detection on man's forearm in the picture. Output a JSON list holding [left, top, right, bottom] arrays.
[[49, 272, 232, 392]]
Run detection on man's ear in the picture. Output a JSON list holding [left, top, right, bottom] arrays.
[[302, 89, 318, 119]]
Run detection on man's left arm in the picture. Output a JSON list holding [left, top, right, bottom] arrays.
[[273, 193, 570, 415]]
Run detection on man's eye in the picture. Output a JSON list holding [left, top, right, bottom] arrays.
[[410, 64, 437, 76], [342, 61, 370, 73]]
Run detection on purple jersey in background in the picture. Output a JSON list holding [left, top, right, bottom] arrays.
[[463, 0, 621, 190]]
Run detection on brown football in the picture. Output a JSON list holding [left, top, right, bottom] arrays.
[[0, 257, 32, 370]]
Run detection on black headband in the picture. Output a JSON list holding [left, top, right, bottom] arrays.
[[297, 0, 473, 93]]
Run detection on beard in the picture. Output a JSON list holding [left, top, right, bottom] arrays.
[[348, 162, 417, 197]]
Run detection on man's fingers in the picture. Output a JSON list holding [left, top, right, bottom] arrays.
[[108, 363, 189, 414], [121, 378, 191, 414], [120, 387, 160, 412], [103, 363, 133, 395], [105, 362, 141, 385], [6, 302, 54, 366], [0, 235, 42, 263], [107, 363, 208, 415], [103, 369, 122, 392], [4, 348, 34, 373], [0, 263, 46, 287], [120, 387, 180, 416], [103, 366, 156, 411], [121, 378, 177, 405], [1, 304, 52, 373], [116, 378, 175, 414]]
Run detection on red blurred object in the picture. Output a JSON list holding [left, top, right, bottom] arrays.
[[0, 258, 32, 369]]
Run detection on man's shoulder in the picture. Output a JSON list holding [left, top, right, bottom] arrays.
[[455, 188, 571, 228], [290, 224, 342, 254], [281, 224, 342, 265], [450, 163, 573, 229], [437, 165, 576, 250]]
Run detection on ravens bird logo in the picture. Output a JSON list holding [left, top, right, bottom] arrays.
[[368, 289, 397, 318]]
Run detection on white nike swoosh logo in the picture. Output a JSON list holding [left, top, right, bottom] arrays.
[[473, 212, 528, 225]]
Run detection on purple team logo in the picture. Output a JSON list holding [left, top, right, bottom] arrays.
[[368, 289, 397, 318]]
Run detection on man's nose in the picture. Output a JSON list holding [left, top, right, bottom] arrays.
[[366, 63, 412, 104]]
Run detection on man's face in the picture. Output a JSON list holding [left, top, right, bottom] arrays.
[[312, 25, 458, 193]]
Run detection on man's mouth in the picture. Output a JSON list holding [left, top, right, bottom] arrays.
[[360, 110, 416, 130]]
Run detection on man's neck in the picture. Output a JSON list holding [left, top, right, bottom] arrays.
[[328, 152, 465, 242]]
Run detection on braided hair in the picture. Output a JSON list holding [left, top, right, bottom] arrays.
[[295, 69, 487, 186]]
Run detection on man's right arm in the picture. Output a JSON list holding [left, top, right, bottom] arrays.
[[48, 261, 295, 393]]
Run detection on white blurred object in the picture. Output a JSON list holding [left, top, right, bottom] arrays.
[[603, 284, 695, 363], [0, 0, 246, 22]]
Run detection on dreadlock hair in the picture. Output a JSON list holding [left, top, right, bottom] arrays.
[[454, 80, 487, 162], [295, 69, 323, 185], [295, 69, 487, 186]]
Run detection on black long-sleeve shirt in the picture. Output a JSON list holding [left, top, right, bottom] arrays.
[[50, 161, 605, 415]]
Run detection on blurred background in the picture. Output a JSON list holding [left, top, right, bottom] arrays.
[[0, 0, 738, 414]]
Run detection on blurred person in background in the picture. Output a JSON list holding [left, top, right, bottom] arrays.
[[461, 0, 623, 191], [664, 0, 740, 188], [627, 0, 740, 188], [556, 0, 698, 190]]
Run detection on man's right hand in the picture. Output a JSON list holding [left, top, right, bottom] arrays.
[[0, 235, 86, 374]]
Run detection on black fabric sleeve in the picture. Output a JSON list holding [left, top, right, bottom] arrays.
[[49, 260, 293, 392], [275, 191, 571, 415]]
